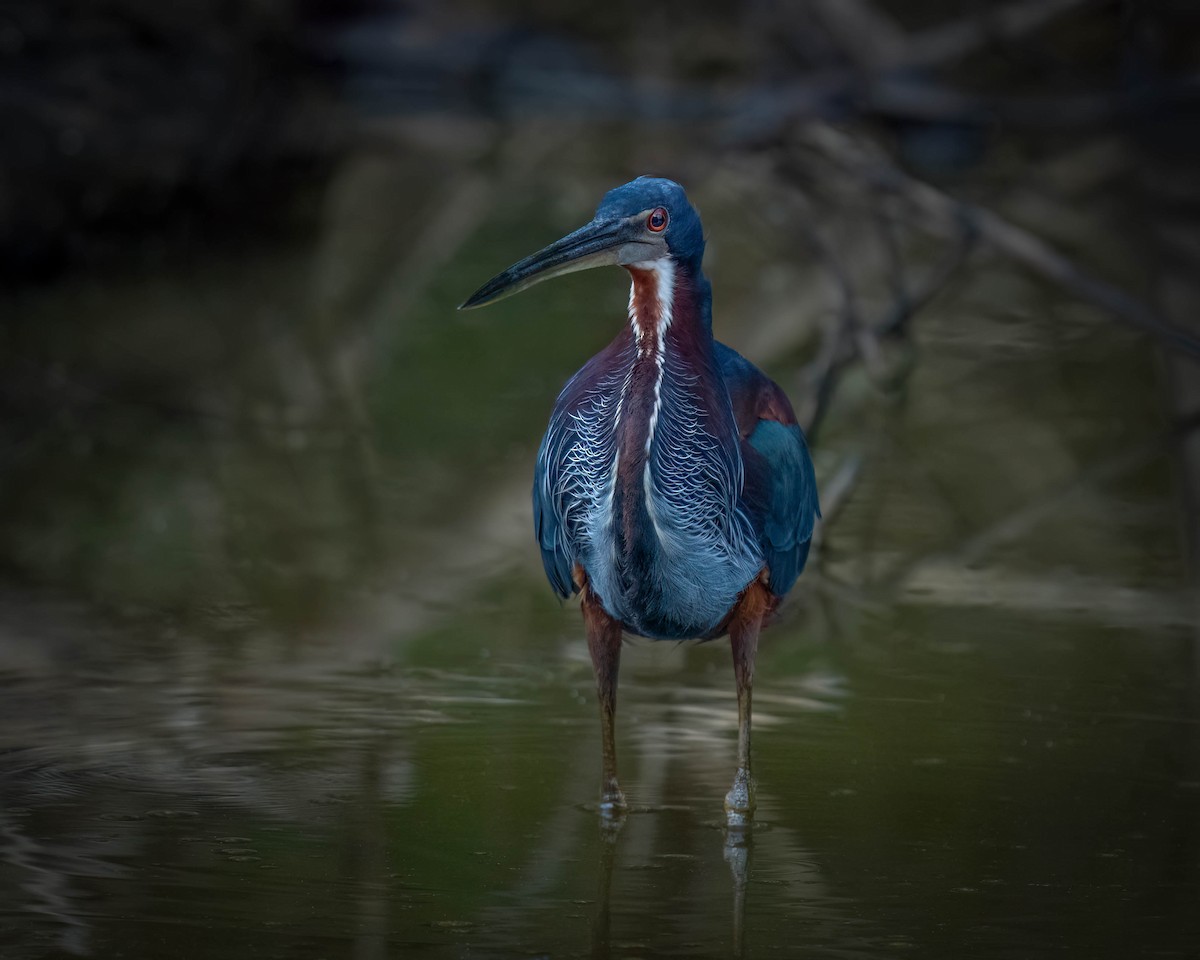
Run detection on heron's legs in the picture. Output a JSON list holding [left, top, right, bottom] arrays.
[[725, 577, 771, 823], [582, 576, 626, 814]]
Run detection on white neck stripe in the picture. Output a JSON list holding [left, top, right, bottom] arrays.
[[623, 259, 675, 458], [626, 259, 675, 357]]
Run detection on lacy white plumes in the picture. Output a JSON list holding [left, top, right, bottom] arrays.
[[538, 256, 763, 636], [640, 348, 761, 620], [538, 362, 628, 574], [626, 259, 755, 577]]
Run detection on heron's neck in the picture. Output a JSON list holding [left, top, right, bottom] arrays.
[[613, 257, 715, 554], [624, 258, 710, 360]]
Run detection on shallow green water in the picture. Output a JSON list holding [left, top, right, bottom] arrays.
[[2, 598, 1196, 958], [1, 152, 1197, 958]]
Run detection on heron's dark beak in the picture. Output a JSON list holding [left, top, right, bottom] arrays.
[[459, 215, 663, 309]]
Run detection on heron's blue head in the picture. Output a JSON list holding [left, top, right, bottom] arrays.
[[460, 176, 704, 309], [595, 177, 705, 267]]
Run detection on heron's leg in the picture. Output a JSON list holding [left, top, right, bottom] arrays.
[[581, 574, 626, 815], [725, 576, 771, 823]]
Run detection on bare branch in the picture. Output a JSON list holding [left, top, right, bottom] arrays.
[[901, 0, 1098, 70], [805, 0, 909, 70], [798, 226, 975, 442], [794, 127, 1200, 360], [883, 412, 1200, 589], [722, 0, 1104, 142], [809, 454, 864, 565]]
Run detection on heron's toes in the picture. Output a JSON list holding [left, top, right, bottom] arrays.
[[724, 768, 756, 825], [599, 785, 627, 818]]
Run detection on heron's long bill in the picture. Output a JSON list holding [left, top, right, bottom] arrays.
[[459, 215, 661, 309]]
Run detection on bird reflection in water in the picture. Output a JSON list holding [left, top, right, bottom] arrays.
[[587, 813, 755, 960]]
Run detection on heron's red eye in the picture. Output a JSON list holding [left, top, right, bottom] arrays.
[[647, 207, 668, 232]]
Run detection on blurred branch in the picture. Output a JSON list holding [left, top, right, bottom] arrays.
[[901, 0, 1097, 70], [783, 194, 872, 443], [805, 0, 908, 69], [791, 199, 976, 568], [883, 412, 1200, 590], [878, 224, 978, 339], [798, 224, 976, 444], [724, 0, 1105, 141], [791, 126, 1200, 360], [321, 0, 1154, 142], [809, 455, 864, 564]]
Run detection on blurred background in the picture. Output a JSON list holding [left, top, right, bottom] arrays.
[[1, 1, 1199, 957]]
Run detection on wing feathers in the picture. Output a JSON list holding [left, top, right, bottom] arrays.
[[717, 342, 820, 596], [531, 339, 819, 603]]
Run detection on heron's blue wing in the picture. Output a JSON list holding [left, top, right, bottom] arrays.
[[716, 342, 820, 596], [530, 342, 631, 600], [746, 420, 819, 595], [533, 426, 576, 599]]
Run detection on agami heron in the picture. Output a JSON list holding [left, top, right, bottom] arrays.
[[462, 177, 819, 820]]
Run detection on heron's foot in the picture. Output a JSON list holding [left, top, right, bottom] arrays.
[[724, 768, 756, 826], [599, 784, 627, 818]]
